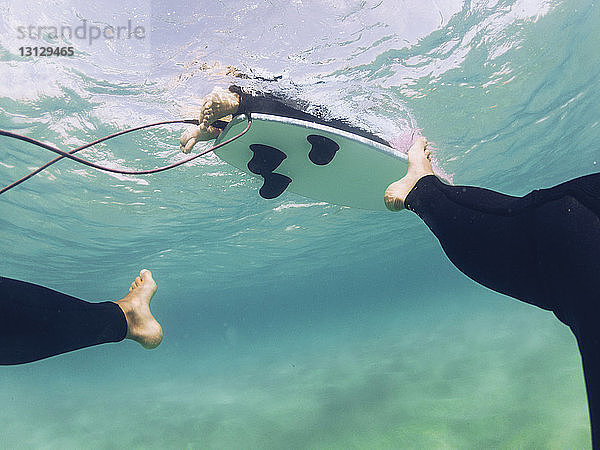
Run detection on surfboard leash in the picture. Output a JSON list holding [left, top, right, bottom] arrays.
[[0, 115, 252, 195]]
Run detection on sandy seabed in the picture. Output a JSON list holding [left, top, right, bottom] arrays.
[[0, 289, 590, 449]]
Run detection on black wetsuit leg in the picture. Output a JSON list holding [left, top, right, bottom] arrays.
[[228, 86, 391, 147], [404, 173, 600, 448], [0, 276, 127, 365]]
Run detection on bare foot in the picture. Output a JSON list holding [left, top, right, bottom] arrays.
[[199, 86, 240, 128], [115, 269, 163, 349], [179, 87, 240, 153], [384, 137, 434, 211]]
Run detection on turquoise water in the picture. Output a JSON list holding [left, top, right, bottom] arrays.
[[0, 0, 598, 447]]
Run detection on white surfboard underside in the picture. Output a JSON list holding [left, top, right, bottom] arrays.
[[214, 113, 408, 211]]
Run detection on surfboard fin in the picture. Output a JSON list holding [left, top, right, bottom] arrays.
[[307, 134, 339, 165], [248, 144, 292, 199], [248, 144, 287, 174], [259, 173, 292, 199]]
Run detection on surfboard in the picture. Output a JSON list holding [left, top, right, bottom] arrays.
[[213, 113, 408, 211]]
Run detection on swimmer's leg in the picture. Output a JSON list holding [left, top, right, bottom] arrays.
[[401, 174, 546, 307], [573, 325, 600, 449], [392, 162, 600, 446], [0, 270, 161, 365], [399, 171, 600, 309]]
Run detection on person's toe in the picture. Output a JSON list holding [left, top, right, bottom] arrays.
[[202, 107, 213, 123], [140, 269, 155, 287], [412, 137, 427, 151], [201, 102, 213, 117]]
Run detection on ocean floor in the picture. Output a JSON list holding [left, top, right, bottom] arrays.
[[0, 287, 590, 449]]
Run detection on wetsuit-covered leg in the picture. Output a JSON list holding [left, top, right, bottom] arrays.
[[404, 173, 600, 448], [0, 276, 127, 365]]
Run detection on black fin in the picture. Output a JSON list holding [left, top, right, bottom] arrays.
[[248, 144, 287, 175], [307, 134, 340, 166], [259, 173, 292, 199]]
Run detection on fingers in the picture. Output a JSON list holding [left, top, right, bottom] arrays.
[[181, 137, 197, 154], [180, 126, 201, 153]]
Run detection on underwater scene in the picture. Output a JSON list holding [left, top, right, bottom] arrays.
[[1, 0, 599, 447]]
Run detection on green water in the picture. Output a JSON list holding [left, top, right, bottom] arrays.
[[0, 0, 598, 447]]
